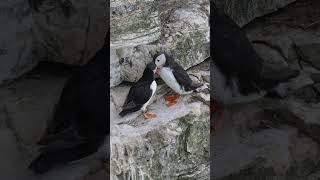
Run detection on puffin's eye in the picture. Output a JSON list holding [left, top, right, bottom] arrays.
[[157, 59, 160, 62]]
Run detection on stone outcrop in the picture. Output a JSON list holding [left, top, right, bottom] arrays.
[[0, 0, 107, 86], [213, 0, 297, 26], [109, 1, 210, 178], [110, 60, 210, 180], [212, 0, 320, 179], [0, 0, 34, 85], [110, 0, 210, 87]]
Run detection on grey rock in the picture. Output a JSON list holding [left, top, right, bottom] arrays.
[[0, 0, 35, 85], [0, 68, 109, 180], [214, 0, 295, 26], [212, 1, 320, 178], [111, 100, 210, 180], [310, 73, 320, 83], [212, 100, 320, 179], [314, 83, 320, 93], [110, 61, 210, 179], [110, 0, 209, 87], [245, 0, 320, 65], [0, 74, 67, 145], [110, 0, 160, 47], [0, 0, 107, 86], [274, 71, 313, 97], [0, 129, 34, 180], [294, 85, 320, 104], [253, 43, 288, 67], [33, 0, 107, 65], [294, 43, 320, 70], [213, 0, 297, 26]]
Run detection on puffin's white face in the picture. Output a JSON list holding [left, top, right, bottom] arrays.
[[155, 54, 166, 68]]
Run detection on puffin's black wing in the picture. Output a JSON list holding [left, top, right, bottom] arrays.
[[212, 10, 264, 94], [171, 62, 194, 90], [120, 81, 152, 116]]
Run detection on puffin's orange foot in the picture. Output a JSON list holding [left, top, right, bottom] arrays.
[[165, 94, 180, 101], [144, 113, 158, 119], [165, 94, 180, 107]]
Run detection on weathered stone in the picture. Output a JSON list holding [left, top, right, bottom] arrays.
[[213, 0, 297, 26], [0, 0, 35, 85], [110, 0, 209, 87], [212, 100, 320, 179], [0, 129, 33, 180], [110, 49, 122, 87], [110, 0, 160, 47], [311, 73, 320, 83], [253, 43, 288, 67], [111, 100, 210, 179], [294, 85, 320, 104], [0, 72, 67, 145], [245, 0, 320, 65], [273, 71, 313, 97], [212, 1, 320, 178], [314, 83, 320, 93], [294, 43, 320, 70], [33, 0, 107, 65], [110, 59, 210, 179]]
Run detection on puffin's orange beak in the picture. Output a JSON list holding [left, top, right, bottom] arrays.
[[156, 67, 161, 74]]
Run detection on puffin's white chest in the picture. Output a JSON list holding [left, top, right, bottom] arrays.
[[141, 80, 157, 111], [159, 67, 184, 94]]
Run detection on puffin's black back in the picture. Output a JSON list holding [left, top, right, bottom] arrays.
[[138, 62, 156, 82], [119, 62, 156, 117], [211, 7, 264, 95]]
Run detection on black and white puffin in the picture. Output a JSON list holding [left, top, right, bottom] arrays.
[[153, 52, 202, 105], [211, 5, 299, 133], [28, 31, 108, 174], [119, 62, 157, 117]]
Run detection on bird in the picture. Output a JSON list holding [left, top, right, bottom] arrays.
[[210, 6, 299, 134], [153, 52, 203, 106], [28, 31, 108, 174], [119, 62, 158, 117]]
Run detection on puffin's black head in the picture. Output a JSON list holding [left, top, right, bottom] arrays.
[[140, 62, 157, 81], [146, 62, 157, 74]]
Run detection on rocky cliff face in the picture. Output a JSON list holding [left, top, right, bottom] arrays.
[[0, 0, 108, 180], [110, 60, 210, 179], [0, 0, 34, 85], [213, 0, 297, 27], [0, 0, 107, 85], [1, 0, 319, 179], [212, 0, 320, 179], [110, 0, 209, 87], [109, 0, 210, 179]]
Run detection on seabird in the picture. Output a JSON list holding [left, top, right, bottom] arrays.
[[154, 52, 202, 106], [119, 62, 158, 117]]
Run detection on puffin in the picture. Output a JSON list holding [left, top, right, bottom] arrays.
[[153, 52, 202, 106], [119, 62, 158, 118], [28, 31, 109, 174], [211, 5, 299, 133]]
